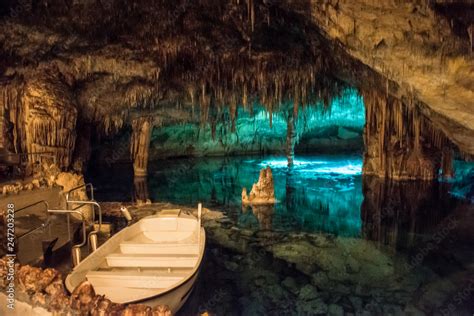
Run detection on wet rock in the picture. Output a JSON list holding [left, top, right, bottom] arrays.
[[312, 271, 332, 290], [70, 281, 96, 312], [296, 298, 328, 315], [152, 305, 172, 316], [17, 266, 58, 293], [416, 278, 457, 312], [31, 292, 47, 306], [346, 256, 360, 274], [122, 304, 152, 315], [266, 284, 287, 304], [223, 260, 239, 272], [348, 296, 363, 312], [382, 304, 404, 315], [239, 296, 266, 315], [328, 303, 344, 316], [337, 127, 360, 140], [90, 296, 112, 316], [281, 276, 299, 295], [31, 179, 41, 188], [298, 284, 319, 301]]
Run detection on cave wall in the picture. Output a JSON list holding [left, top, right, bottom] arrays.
[[306, 0, 474, 156], [0, 68, 77, 169], [0, 0, 471, 180], [362, 89, 453, 180]]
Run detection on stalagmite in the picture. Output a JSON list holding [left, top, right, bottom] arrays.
[[242, 167, 276, 205], [130, 117, 153, 177]]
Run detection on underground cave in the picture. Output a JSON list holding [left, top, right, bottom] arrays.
[[0, 1, 473, 315]]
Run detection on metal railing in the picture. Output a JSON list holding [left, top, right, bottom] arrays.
[[13, 199, 88, 267], [8, 182, 103, 267], [47, 208, 87, 267], [65, 183, 102, 255], [14, 200, 51, 239]]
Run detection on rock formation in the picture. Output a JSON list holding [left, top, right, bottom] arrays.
[[0, 257, 173, 315], [242, 167, 276, 205], [131, 117, 153, 177], [1, 68, 77, 170], [308, 1, 474, 156], [0, 0, 471, 180], [362, 89, 451, 180]]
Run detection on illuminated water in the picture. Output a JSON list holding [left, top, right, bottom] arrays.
[[150, 155, 363, 236], [91, 155, 364, 236], [86, 155, 474, 315]]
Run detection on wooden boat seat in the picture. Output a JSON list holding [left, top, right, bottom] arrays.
[[105, 253, 198, 268], [120, 241, 200, 255], [86, 270, 189, 289]]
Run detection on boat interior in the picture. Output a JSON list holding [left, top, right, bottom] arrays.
[[66, 210, 205, 303]]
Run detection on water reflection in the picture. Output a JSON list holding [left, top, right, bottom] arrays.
[[361, 176, 460, 250], [87, 155, 472, 241], [145, 155, 364, 236], [241, 204, 275, 230], [84, 155, 474, 315]]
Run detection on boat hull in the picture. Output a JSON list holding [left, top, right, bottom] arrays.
[[136, 266, 200, 313], [65, 212, 206, 314]]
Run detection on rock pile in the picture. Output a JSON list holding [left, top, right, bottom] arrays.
[[0, 257, 173, 315]]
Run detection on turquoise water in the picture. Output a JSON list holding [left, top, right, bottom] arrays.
[[86, 155, 474, 315], [147, 155, 363, 237], [88, 154, 473, 240]]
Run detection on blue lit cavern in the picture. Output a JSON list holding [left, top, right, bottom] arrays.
[[0, 1, 473, 315]]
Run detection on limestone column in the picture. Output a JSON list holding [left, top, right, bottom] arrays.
[[441, 147, 454, 178], [130, 117, 153, 177], [286, 110, 296, 167], [133, 176, 149, 204]]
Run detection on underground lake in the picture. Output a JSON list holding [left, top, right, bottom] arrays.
[[84, 155, 474, 315], [1, 1, 473, 315]]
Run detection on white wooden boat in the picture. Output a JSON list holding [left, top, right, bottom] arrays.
[[65, 207, 206, 313]]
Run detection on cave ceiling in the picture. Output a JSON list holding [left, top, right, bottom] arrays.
[[0, 0, 473, 155]]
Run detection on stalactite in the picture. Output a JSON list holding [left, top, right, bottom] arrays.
[[362, 89, 447, 181]]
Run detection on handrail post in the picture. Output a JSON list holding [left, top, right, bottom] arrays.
[[197, 203, 202, 247], [47, 208, 87, 267]]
